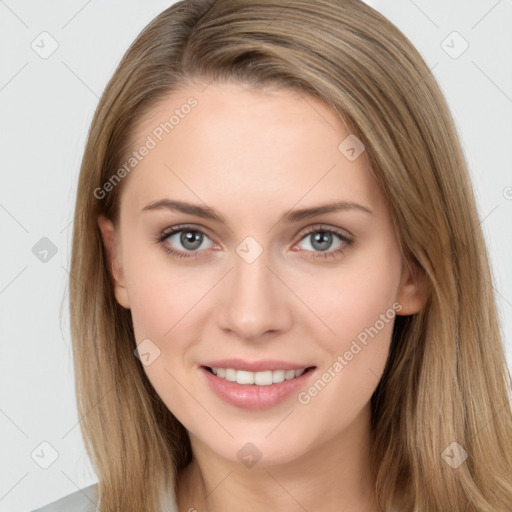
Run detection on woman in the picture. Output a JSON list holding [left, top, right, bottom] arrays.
[[33, 0, 512, 510]]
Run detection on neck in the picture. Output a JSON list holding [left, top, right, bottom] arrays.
[[176, 403, 379, 512]]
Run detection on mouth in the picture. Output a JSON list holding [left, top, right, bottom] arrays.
[[202, 365, 316, 386], [199, 358, 318, 409]]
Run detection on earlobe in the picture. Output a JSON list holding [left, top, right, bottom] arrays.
[[97, 214, 131, 309], [395, 260, 428, 316]]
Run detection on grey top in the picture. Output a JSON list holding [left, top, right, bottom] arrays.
[[31, 484, 99, 512], [31, 482, 180, 512]]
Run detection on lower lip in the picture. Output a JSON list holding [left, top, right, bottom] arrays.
[[200, 366, 317, 410]]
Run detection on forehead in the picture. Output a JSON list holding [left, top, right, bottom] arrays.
[[121, 81, 384, 219]]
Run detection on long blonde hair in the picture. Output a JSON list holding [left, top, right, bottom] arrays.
[[69, 1, 512, 510]]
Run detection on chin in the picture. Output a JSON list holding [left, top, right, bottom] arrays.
[[204, 433, 312, 469]]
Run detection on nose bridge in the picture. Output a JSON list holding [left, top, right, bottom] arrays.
[[216, 239, 292, 339]]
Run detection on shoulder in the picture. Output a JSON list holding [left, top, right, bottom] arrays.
[[31, 483, 98, 512]]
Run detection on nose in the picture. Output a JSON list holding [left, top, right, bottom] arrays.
[[215, 248, 294, 342]]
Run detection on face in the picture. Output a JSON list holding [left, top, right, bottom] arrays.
[[98, 81, 424, 467]]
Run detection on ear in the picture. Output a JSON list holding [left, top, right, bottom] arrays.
[[97, 214, 130, 309], [395, 258, 428, 316]]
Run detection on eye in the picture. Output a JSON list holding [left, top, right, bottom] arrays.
[[293, 225, 353, 260], [155, 224, 353, 260], [155, 225, 216, 259]]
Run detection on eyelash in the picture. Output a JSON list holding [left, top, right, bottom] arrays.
[[155, 224, 353, 261]]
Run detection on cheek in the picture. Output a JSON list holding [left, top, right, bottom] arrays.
[[122, 240, 206, 341], [296, 245, 401, 420], [293, 271, 400, 441], [121, 246, 203, 419], [121, 245, 213, 406], [302, 247, 401, 353]]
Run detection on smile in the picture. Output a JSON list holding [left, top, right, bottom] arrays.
[[200, 364, 317, 409]]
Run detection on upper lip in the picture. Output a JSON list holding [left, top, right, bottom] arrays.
[[201, 358, 315, 372]]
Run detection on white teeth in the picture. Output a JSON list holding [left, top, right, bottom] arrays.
[[209, 367, 308, 385], [285, 369, 295, 380], [225, 368, 237, 382], [272, 370, 285, 383], [236, 370, 255, 385]]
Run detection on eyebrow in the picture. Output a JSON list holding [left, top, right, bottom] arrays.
[[141, 199, 373, 224]]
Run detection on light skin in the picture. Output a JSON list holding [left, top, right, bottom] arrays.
[[98, 80, 426, 512]]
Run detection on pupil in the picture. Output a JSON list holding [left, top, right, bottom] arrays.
[[312, 231, 332, 251], [181, 230, 202, 250]]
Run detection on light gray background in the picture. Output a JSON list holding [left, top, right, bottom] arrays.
[[1, 1, 511, 511]]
